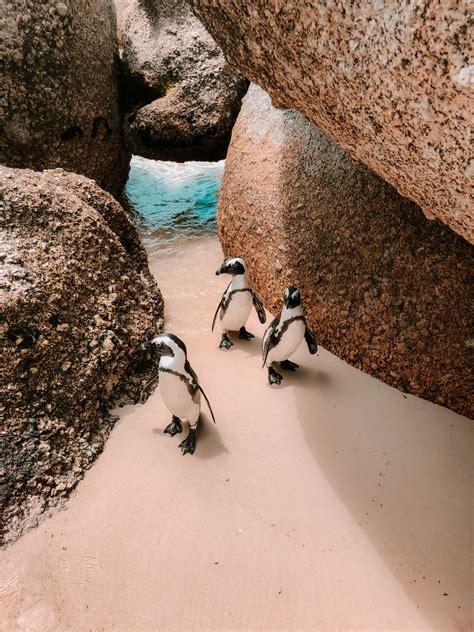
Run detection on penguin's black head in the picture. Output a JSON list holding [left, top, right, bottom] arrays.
[[283, 286, 301, 309], [216, 257, 247, 276], [140, 333, 187, 358]]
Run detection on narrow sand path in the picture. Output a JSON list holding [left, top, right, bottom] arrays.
[[1, 237, 472, 631]]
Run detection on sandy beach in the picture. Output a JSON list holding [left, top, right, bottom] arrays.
[[1, 237, 472, 631]]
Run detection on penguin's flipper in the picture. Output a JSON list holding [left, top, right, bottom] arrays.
[[261, 314, 281, 368], [138, 372, 160, 404], [212, 281, 232, 331], [197, 383, 216, 424], [304, 324, 318, 354], [252, 292, 267, 324], [211, 298, 223, 332], [185, 361, 216, 424]]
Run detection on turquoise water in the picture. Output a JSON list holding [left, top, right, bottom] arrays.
[[125, 156, 224, 249]]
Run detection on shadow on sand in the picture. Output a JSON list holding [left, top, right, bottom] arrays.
[[214, 332, 263, 360], [291, 357, 472, 629], [152, 413, 228, 460], [265, 356, 332, 391]]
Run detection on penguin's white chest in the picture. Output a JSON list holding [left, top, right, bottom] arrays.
[[159, 369, 200, 421], [220, 289, 252, 331], [267, 318, 305, 364]]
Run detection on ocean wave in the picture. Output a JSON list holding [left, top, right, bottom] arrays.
[[125, 156, 224, 251]]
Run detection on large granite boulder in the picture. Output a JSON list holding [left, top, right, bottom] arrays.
[[0, 0, 130, 197], [219, 86, 473, 417], [189, 1, 473, 243], [121, 0, 248, 161], [1, 166, 163, 545]]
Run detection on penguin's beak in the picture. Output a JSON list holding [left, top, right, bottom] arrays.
[[216, 265, 224, 275]]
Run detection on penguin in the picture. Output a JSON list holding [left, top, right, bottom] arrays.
[[141, 333, 215, 455], [262, 287, 317, 385], [213, 257, 266, 348]]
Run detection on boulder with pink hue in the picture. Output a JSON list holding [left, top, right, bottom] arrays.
[[218, 86, 473, 417], [189, 0, 473, 243]]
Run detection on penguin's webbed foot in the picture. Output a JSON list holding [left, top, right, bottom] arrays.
[[280, 359, 299, 371], [164, 416, 183, 437], [239, 326, 255, 341], [268, 366, 283, 386], [179, 428, 196, 456], [219, 333, 233, 349]]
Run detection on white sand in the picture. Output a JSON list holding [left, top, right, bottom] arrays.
[[1, 237, 472, 631]]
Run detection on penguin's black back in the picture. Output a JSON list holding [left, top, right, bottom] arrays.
[[167, 333, 187, 356]]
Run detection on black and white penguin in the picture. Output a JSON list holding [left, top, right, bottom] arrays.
[[213, 257, 266, 348], [262, 287, 317, 385], [141, 333, 215, 455]]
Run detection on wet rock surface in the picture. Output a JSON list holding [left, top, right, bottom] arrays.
[[219, 86, 473, 417], [0, 166, 163, 545], [121, 0, 248, 161], [188, 1, 473, 243], [0, 0, 130, 197]]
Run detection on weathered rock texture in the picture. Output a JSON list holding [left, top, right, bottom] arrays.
[[0, 0, 130, 197], [121, 0, 248, 161], [189, 0, 473, 243], [219, 86, 473, 417], [1, 166, 163, 545], [115, 0, 132, 43]]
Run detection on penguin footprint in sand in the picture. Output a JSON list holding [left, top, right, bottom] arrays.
[[141, 334, 215, 455], [213, 257, 267, 349], [262, 287, 317, 386]]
